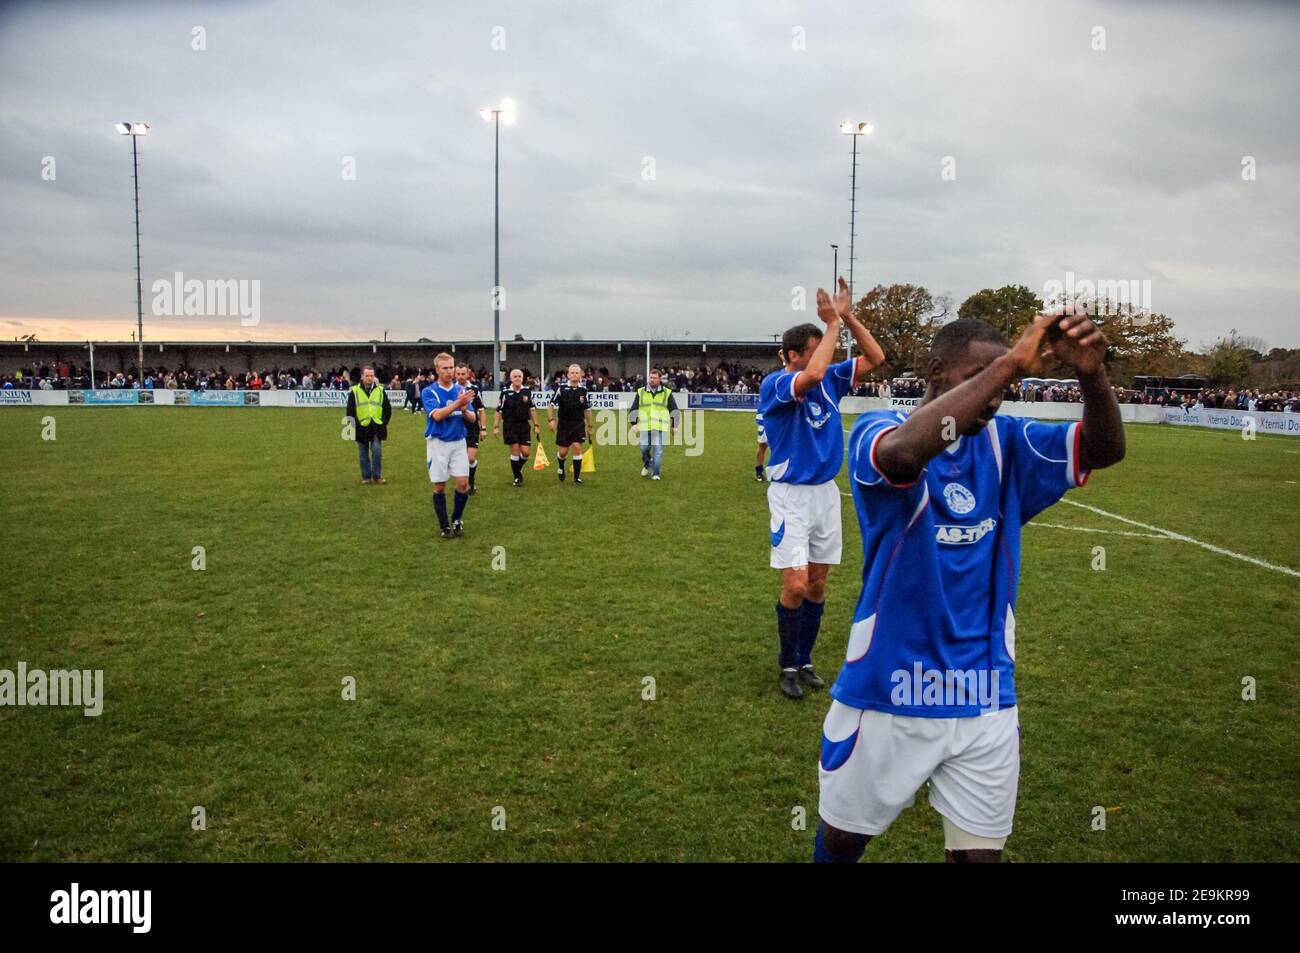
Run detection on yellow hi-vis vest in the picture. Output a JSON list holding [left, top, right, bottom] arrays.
[[637, 386, 672, 431], [351, 383, 384, 427]]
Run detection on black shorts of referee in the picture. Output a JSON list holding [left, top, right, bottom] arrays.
[[556, 425, 586, 447], [503, 421, 532, 446]]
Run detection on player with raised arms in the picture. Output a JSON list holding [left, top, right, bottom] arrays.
[[814, 309, 1125, 863], [760, 277, 885, 700]]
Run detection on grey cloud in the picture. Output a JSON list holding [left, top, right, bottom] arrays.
[[0, 0, 1297, 346]]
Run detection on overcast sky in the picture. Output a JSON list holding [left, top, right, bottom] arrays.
[[1, 0, 1297, 349]]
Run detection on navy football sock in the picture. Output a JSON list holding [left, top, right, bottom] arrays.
[[813, 822, 866, 864], [796, 598, 825, 668], [775, 601, 800, 669], [452, 490, 468, 522], [433, 492, 449, 529]]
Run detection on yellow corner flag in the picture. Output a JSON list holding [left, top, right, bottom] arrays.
[[533, 442, 550, 470], [582, 443, 596, 473]]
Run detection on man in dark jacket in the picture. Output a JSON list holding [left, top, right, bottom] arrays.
[[346, 365, 393, 484]]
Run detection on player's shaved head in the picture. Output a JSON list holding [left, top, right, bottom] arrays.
[[930, 319, 1008, 365]]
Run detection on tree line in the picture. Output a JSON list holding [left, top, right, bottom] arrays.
[[850, 283, 1297, 389]]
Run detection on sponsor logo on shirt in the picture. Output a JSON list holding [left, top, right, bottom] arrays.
[[935, 517, 997, 545]]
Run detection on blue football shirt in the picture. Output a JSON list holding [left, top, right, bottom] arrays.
[[831, 409, 1089, 717], [422, 380, 470, 441], [758, 357, 857, 485]]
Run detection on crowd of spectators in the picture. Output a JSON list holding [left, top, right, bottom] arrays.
[[0, 362, 498, 392], [1105, 386, 1298, 412], [3, 360, 1297, 413], [1188, 388, 1297, 413], [534, 361, 770, 394], [1004, 382, 1083, 403], [0, 360, 779, 395], [853, 378, 921, 399], [849, 378, 1082, 401]]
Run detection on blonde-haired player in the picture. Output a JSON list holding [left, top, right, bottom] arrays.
[[421, 352, 476, 538]]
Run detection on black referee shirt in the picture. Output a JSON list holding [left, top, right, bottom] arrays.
[[464, 382, 485, 429], [498, 385, 534, 424], [552, 382, 589, 425]]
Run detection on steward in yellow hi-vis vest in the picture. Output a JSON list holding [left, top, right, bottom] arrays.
[[346, 366, 393, 485], [629, 369, 680, 481]]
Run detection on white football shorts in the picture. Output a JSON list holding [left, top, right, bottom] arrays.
[[426, 437, 470, 483], [818, 701, 1020, 840], [767, 479, 842, 568]]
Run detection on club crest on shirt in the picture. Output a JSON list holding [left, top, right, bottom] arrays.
[[803, 400, 832, 430], [943, 482, 976, 515]]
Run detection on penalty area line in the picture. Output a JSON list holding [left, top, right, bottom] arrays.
[[1062, 499, 1300, 579]]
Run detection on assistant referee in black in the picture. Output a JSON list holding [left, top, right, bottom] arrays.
[[548, 363, 593, 485], [494, 367, 540, 487]]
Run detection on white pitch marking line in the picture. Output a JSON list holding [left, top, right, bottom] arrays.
[[1029, 521, 1170, 540], [1062, 499, 1300, 579], [835, 494, 1295, 574]]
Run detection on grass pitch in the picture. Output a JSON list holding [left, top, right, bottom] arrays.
[[1, 406, 1297, 861]]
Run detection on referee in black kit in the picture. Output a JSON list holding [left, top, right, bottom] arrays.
[[494, 368, 540, 486], [455, 363, 486, 494], [548, 363, 593, 485]]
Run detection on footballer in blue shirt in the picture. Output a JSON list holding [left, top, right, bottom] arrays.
[[814, 309, 1126, 864], [760, 278, 884, 700], [421, 352, 477, 539]]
